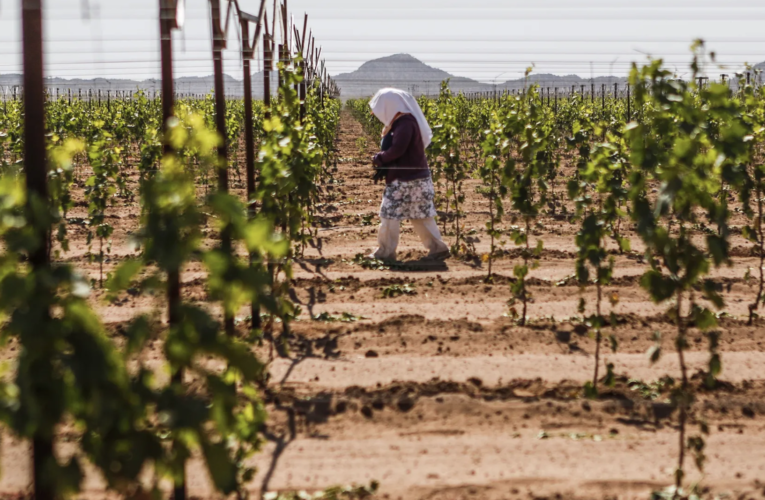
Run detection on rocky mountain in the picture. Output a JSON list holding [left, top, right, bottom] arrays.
[[6, 53, 758, 100], [0, 72, 278, 99], [333, 53, 480, 97], [333, 53, 628, 98]]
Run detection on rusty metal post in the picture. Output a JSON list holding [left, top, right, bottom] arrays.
[[554, 87, 558, 114], [263, 31, 272, 117], [211, 0, 228, 197], [239, 0, 269, 330], [211, 0, 228, 192], [159, 2, 184, 499], [21, 1, 54, 500], [299, 14, 308, 121], [319, 58, 324, 104], [242, 45, 255, 202], [210, 0, 234, 337], [307, 34, 315, 87], [277, 44, 284, 90], [243, 56, 261, 330], [160, 1, 175, 155], [22, 0, 48, 326]]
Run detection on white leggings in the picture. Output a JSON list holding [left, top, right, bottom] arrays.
[[372, 217, 450, 260]]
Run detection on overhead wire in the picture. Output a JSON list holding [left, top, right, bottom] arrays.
[[4, 36, 765, 43], [0, 2, 763, 85]]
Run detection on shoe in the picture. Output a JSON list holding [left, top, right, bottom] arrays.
[[369, 252, 396, 262], [423, 250, 450, 261]]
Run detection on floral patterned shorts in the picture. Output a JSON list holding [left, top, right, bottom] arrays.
[[380, 177, 438, 221]]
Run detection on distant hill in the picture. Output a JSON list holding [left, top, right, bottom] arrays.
[[334, 53, 477, 97], [0, 72, 278, 99], [7, 52, 757, 100], [333, 53, 628, 98], [0, 54, 628, 100]]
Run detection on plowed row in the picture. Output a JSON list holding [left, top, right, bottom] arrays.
[[1, 110, 763, 500]]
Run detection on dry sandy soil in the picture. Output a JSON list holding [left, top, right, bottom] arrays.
[[1, 110, 765, 500]]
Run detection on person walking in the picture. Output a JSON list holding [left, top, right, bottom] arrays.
[[367, 88, 450, 262]]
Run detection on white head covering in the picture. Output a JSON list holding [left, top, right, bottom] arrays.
[[369, 88, 433, 149]]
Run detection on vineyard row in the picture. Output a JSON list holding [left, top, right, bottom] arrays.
[[349, 45, 765, 492]]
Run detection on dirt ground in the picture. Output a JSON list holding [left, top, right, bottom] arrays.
[[1, 110, 765, 500]]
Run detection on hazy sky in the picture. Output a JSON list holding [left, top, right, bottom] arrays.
[[1, 0, 764, 85]]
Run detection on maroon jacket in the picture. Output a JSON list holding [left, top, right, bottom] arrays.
[[372, 114, 430, 185]]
